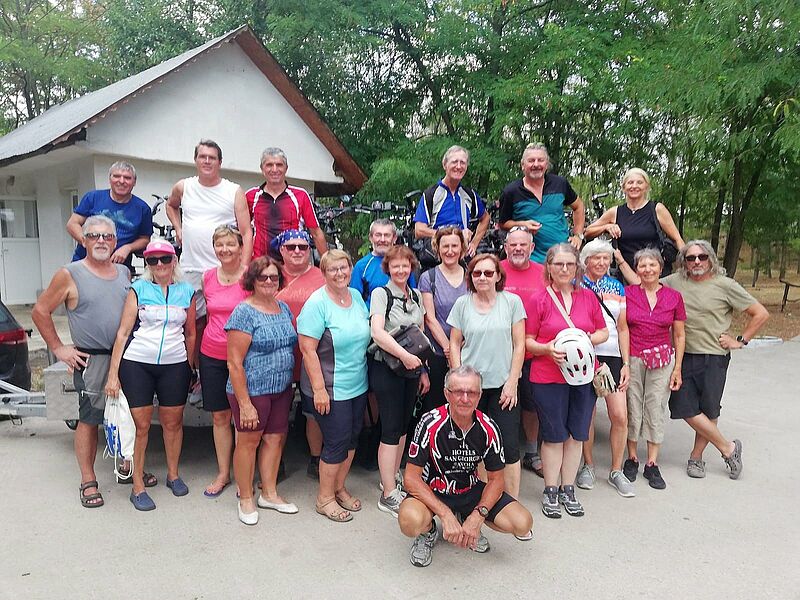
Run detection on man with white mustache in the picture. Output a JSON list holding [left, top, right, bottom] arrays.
[[32, 216, 131, 508]]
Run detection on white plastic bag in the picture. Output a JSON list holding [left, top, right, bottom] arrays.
[[103, 388, 135, 475]]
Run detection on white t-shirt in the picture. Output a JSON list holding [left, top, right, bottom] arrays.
[[180, 176, 239, 272]]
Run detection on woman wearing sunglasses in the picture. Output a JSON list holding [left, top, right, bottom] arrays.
[[448, 253, 526, 498], [225, 257, 298, 525], [106, 239, 197, 511], [198, 225, 250, 498]]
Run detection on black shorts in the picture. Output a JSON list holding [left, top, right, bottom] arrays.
[[519, 359, 535, 413], [309, 392, 368, 464], [369, 357, 418, 445], [433, 480, 516, 523], [478, 387, 521, 464], [119, 359, 192, 409], [597, 355, 623, 386], [669, 353, 730, 420], [199, 353, 230, 413]]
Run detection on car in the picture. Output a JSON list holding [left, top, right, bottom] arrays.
[[0, 299, 31, 391]]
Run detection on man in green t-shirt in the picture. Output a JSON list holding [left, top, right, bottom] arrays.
[[662, 240, 769, 481]]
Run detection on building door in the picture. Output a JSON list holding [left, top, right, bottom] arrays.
[[0, 197, 42, 304]]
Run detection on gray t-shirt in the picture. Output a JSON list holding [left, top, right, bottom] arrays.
[[65, 261, 130, 350], [369, 281, 426, 363], [447, 291, 526, 388], [418, 266, 468, 355]]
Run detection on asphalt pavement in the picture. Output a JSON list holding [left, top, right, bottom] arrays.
[[2, 339, 799, 600]]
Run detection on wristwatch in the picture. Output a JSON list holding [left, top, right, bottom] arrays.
[[736, 335, 749, 346], [474, 505, 489, 518], [574, 232, 585, 241]]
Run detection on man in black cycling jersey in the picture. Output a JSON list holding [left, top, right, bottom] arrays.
[[398, 365, 533, 567]]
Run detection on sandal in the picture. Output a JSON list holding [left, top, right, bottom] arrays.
[[315, 499, 353, 522], [117, 470, 157, 488], [335, 489, 362, 512], [79, 480, 104, 508]]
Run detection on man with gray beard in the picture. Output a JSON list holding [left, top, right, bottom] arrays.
[[32, 216, 131, 507]]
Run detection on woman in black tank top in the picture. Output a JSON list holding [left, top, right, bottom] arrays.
[[584, 168, 684, 279]]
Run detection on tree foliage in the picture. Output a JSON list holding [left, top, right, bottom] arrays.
[[1, 0, 798, 271]]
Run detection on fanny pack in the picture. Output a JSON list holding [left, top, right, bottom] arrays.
[[640, 343, 674, 370]]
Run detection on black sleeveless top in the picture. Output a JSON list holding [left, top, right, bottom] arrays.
[[615, 201, 660, 268]]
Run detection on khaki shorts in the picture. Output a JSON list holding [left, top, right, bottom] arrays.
[[626, 355, 674, 444], [74, 354, 111, 426], [183, 270, 206, 317]]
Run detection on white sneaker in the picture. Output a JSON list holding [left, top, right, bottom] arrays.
[[576, 464, 596, 490], [607, 470, 636, 497]]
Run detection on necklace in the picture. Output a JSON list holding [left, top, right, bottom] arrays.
[[218, 266, 243, 284], [449, 418, 476, 448], [628, 200, 648, 214]]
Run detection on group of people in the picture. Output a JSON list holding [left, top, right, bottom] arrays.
[[31, 139, 769, 569]]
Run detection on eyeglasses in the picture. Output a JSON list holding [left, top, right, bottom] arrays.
[[685, 254, 709, 262], [145, 255, 174, 265], [550, 262, 577, 270], [85, 232, 115, 241], [445, 388, 480, 398], [471, 269, 496, 278], [283, 244, 309, 252], [326, 266, 350, 274], [256, 273, 280, 282]]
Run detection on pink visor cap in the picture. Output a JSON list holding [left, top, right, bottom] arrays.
[[143, 240, 177, 256]]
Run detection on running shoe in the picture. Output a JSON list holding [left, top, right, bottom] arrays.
[[623, 457, 640, 482], [723, 439, 743, 480], [410, 521, 438, 567], [576, 464, 596, 490], [522, 452, 544, 478], [686, 458, 706, 479], [377, 488, 403, 518], [607, 470, 636, 497], [558, 485, 585, 517], [472, 533, 490, 554], [643, 463, 666, 489], [541, 486, 562, 519]]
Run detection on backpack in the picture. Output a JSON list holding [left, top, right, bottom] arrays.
[[420, 184, 480, 229]]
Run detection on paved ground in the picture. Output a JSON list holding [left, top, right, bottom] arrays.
[[2, 339, 799, 600]]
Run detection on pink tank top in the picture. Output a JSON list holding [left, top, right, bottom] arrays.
[[200, 268, 251, 360]]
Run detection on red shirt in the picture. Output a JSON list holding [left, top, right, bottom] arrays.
[[501, 259, 545, 359], [624, 285, 686, 357], [276, 266, 325, 381], [526, 287, 606, 384], [246, 184, 320, 258]]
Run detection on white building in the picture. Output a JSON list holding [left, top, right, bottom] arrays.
[[0, 25, 366, 304]]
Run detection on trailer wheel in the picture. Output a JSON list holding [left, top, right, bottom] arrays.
[[65, 420, 78, 430]]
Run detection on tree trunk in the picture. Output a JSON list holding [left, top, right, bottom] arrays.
[[779, 241, 787, 279], [711, 185, 726, 253], [766, 243, 772, 278], [751, 246, 759, 287]]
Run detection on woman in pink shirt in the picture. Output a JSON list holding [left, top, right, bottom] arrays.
[[199, 225, 250, 497], [623, 247, 685, 490], [525, 243, 608, 519]]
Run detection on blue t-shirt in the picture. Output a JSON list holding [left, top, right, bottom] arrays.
[[224, 301, 297, 396], [297, 287, 370, 401], [72, 190, 153, 261], [412, 181, 486, 229], [349, 253, 416, 308]]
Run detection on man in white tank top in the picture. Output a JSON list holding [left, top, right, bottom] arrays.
[[167, 139, 253, 317]]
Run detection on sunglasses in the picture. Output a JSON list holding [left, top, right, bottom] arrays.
[[145, 255, 174, 265], [471, 269, 496, 278], [283, 243, 309, 252], [685, 254, 709, 262], [85, 232, 115, 241], [256, 273, 280, 282]]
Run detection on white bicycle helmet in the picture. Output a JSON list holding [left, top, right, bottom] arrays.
[[553, 328, 596, 386]]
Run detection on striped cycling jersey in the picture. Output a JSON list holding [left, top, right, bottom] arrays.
[[407, 405, 505, 496], [123, 279, 194, 364]]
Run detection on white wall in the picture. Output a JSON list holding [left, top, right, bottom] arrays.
[[84, 42, 343, 185]]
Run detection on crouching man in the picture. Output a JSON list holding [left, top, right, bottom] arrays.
[[398, 365, 533, 567]]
